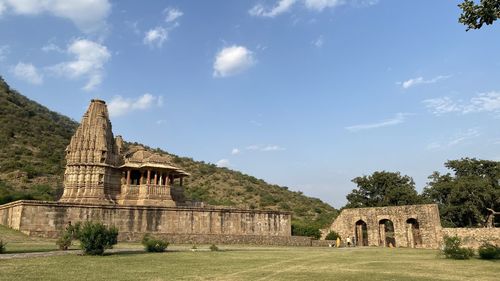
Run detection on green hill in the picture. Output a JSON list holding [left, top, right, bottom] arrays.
[[0, 76, 338, 229]]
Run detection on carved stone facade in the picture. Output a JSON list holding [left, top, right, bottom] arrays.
[[59, 99, 189, 207]]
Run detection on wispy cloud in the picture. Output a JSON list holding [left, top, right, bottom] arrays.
[[216, 159, 230, 167], [249, 0, 378, 17], [143, 26, 168, 48], [398, 75, 451, 89], [164, 7, 183, 23], [108, 93, 163, 117], [426, 128, 480, 150], [49, 39, 111, 91], [345, 113, 409, 132], [312, 35, 324, 48], [249, 0, 296, 18], [245, 145, 286, 151], [231, 148, 240, 155], [0, 0, 110, 33], [423, 91, 500, 116], [213, 45, 255, 77], [11, 62, 43, 84]]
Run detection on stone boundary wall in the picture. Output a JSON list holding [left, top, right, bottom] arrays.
[[0, 200, 291, 240], [442, 228, 500, 249]]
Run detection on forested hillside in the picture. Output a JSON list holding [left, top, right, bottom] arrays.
[[0, 76, 338, 228]]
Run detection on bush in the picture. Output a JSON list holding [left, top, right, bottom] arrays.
[[291, 223, 321, 239], [209, 244, 219, 251], [56, 232, 72, 250], [141, 234, 169, 253], [442, 236, 475, 260], [0, 239, 6, 254], [325, 231, 341, 241], [478, 242, 500, 260], [78, 221, 118, 255]]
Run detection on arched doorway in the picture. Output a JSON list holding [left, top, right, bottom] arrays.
[[379, 219, 396, 247], [355, 220, 368, 246], [406, 218, 422, 248]]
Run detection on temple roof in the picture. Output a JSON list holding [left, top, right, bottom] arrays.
[[121, 145, 189, 176]]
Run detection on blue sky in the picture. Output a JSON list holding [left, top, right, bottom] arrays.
[[1, 0, 499, 208]]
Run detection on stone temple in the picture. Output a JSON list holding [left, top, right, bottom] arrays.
[[0, 99, 293, 244], [59, 99, 189, 207]]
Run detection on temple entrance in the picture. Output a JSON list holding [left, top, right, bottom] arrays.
[[355, 220, 368, 246], [406, 218, 422, 248], [379, 219, 396, 247]]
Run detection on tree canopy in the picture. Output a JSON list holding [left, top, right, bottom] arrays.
[[422, 158, 500, 227], [459, 0, 500, 30], [345, 171, 422, 208]]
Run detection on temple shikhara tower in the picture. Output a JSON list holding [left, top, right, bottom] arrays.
[[60, 99, 189, 206]]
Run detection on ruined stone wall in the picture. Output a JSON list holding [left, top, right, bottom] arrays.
[[0, 200, 291, 240], [442, 228, 500, 249], [326, 204, 442, 249]]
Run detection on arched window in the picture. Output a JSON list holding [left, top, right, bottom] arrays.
[[406, 218, 422, 248], [355, 220, 369, 246], [379, 219, 396, 247]]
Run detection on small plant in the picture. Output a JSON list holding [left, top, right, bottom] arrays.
[[442, 236, 475, 260], [191, 245, 198, 251], [209, 244, 219, 251], [0, 239, 6, 254], [141, 234, 169, 253], [78, 221, 118, 255], [325, 231, 341, 241], [56, 232, 73, 250], [478, 242, 500, 260]]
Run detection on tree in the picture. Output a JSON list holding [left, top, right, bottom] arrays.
[[422, 158, 500, 227], [459, 0, 500, 30], [345, 171, 422, 208]]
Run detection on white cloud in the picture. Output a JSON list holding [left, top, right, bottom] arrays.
[[304, 0, 344, 11], [216, 159, 230, 168], [426, 129, 480, 150], [249, 0, 296, 17], [423, 91, 500, 116], [0, 45, 8, 61], [42, 43, 64, 53], [213, 45, 255, 77], [164, 7, 183, 23], [143, 26, 168, 48], [249, 0, 378, 18], [245, 145, 286, 152], [0, 2, 5, 16], [399, 75, 451, 89], [108, 93, 162, 117], [49, 39, 110, 91], [0, 0, 110, 33], [346, 113, 408, 132], [12, 62, 43, 84], [231, 148, 240, 155], [312, 35, 324, 48]]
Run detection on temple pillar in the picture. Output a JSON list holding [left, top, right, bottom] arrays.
[[147, 169, 151, 185], [126, 170, 131, 185], [140, 171, 144, 185], [159, 172, 163, 185], [153, 172, 157, 186]]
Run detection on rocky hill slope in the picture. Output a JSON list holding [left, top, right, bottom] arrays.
[[0, 76, 337, 228]]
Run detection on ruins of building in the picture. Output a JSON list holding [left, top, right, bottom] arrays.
[[324, 204, 500, 249], [0, 99, 292, 243]]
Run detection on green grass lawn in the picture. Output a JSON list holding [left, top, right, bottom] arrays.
[[1, 225, 499, 281]]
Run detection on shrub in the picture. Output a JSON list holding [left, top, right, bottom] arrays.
[[291, 223, 321, 239], [209, 244, 219, 251], [325, 231, 341, 241], [0, 239, 6, 254], [141, 234, 169, 253], [442, 236, 475, 260], [56, 232, 73, 250], [478, 242, 500, 260], [78, 221, 118, 255]]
